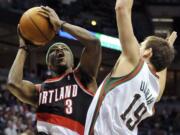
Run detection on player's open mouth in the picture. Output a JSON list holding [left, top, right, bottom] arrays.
[[57, 57, 66, 65]]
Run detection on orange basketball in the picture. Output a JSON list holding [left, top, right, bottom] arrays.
[[19, 7, 56, 46]]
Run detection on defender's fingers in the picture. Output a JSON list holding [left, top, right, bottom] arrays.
[[166, 31, 176, 40], [168, 31, 177, 46], [169, 31, 177, 38]]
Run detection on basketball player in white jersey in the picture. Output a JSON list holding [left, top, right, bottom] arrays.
[[7, 6, 101, 135], [84, 0, 177, 135]]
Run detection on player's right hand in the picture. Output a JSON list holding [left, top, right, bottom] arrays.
[[39, 6, 63, 33]]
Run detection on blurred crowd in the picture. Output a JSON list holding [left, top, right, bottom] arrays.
[[139, 106, 180, 135], [0, 68, 38, 135], [0, 81, 36, 135]]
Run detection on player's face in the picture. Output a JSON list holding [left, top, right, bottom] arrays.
[[48, 45, 74, 70]]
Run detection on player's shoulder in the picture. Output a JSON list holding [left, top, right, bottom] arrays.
[[74, 68, 97, 95], [111, 57, 144, 78]]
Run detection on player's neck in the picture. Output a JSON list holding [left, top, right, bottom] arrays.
[[53, 68, 73, 77], [64, 68, 73, 75]]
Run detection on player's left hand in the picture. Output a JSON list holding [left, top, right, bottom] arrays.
[[39, 6, 64, 32], [17, 24, 28, 48], [166, 31, 178, 47]]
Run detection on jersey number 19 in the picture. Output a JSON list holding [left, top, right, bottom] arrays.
[[120, 94, 147, 131]]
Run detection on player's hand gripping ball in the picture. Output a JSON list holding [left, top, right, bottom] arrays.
[[19, 7, 56, 46]]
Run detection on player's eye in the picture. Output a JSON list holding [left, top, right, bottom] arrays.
[[63, 48, 69, 51]]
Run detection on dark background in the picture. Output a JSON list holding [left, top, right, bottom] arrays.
[[0, 0, 180, 135]]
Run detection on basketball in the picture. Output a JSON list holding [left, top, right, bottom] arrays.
[[19, 7, 56, 46]]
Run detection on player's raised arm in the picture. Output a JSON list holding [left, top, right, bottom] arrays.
[[7, 28, 38, 107], [115, 0, 140, 65], [60, 23, 102, 79], [156, 31, 177, 101], [39, 6, 102, 80]]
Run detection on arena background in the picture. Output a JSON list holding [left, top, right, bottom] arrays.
[[0, 0, 180, 135]]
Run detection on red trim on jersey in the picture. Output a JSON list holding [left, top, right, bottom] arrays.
[[74, 74, 94, 96], [36, 113, 84, 135], [74, 75, 95, 96], [148, 65, 159, 78], [44, 72, 70, 83]]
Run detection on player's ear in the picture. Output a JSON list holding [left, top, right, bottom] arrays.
[[143, 48, 152, 59]]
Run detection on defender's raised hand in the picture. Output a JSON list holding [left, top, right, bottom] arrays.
[[166, 31, 177, 47]]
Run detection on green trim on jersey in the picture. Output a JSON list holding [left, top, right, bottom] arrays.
[[103, 77, 122, 94], [89, 60, 144, 134], [103, 60, 144, 94]]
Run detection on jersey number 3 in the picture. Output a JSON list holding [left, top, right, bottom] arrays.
[[65, 99, 73, 115], [120, 94, 147, 131]]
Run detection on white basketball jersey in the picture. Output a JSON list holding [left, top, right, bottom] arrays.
[[85, 60, 160, 135]]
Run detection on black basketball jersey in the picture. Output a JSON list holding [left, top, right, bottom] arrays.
[[35, 71, 94, 135]]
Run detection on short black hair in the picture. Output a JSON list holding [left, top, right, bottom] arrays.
[[145, 36, 175, 72]]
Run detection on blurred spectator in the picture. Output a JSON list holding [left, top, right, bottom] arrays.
[[4, 120, 17, 135], [173, 112, 180, 133], [150, 123, 167, 135]]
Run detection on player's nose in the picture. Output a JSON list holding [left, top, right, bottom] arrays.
[[56, 49, 64, 57]]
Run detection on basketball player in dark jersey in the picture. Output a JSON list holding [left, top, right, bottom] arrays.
[[7, 6, 101, 135]]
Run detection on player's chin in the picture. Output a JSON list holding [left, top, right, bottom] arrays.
[[58, 61, 66, 66]]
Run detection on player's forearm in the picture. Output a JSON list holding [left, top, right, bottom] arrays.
[[115, 2, 140, 64], [115, 0, 133, 13], [157, 32, 177, 101], [7, 49, 27, 86], [61, 22, 100, 48], [156, 68, 167, 101]]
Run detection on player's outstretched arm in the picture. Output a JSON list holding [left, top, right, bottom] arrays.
[[61, 23, 101, 79], [115, 0, 140, 65], [156, 31, 177, 101], [39, 6, 102, 79], [7, 27, 38, 107]]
